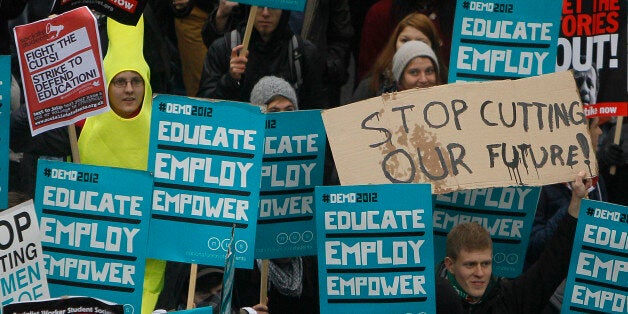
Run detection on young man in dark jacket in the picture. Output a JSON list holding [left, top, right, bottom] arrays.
[[196, 6, 327, 110], [437, 171, 590, 313]]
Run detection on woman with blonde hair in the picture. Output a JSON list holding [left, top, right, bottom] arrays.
[[352, 12, 446, 102]]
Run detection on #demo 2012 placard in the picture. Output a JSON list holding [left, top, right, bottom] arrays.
[[433, 186, 540, 277], [562, 199, 627, 314], [227, 0, 306, 11], [448, 0, 562, 82], [34, 160, 152, 313], [256, 110, 326, 259], [315, 184, 436, 313], [148, 95, 266, 268], [0, 55, 9, 209]]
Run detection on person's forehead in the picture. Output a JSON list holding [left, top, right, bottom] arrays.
[[407, 57, 435, 67], [258, 7, 282, 13], [457, 248, 492, 261], [400, 26, 426, 37], [114, 70, 141, 79]]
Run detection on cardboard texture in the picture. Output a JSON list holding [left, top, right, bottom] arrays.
[[322, 71, 598, 194]]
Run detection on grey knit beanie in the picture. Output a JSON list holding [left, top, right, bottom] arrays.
[[250, 76, 299, 109], [392, 41, 439, 82]]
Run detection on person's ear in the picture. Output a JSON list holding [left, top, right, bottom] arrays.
[[444, 256, 454, 272]]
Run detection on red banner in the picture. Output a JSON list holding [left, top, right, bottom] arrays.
[[14, 6, 108, 136], [584, 102, 628, 117]]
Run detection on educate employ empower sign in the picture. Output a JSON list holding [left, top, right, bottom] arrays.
[[256, 110, 326, 259], [34, 160, 151, 313], [0, 56, 9, 209], [315, 184, 435, 313], [561, 200, 628, 313], [323, 71, 598, 194], [147, 95, 266, 268], [433, 186, 540, 278], [448, 0, 562, 82]]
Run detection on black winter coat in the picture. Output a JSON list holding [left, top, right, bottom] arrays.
[[196, 11, 326, 110]]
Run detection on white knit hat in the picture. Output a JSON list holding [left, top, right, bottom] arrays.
[[250, 76, 298, 109], [392, 41, 439, 82]]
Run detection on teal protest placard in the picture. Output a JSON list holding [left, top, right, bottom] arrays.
[[171, 307, 212, 314], [148, 95, 266, 268], [220, 227, 236, 314], [448, 0, 562, 82], [315, 184, 436, 313], [256, 110, 326, 259], [433, 186, 540, 277], [561, 199, 627, 314], [0, 55, 10, 209], [228, 0, 306, 12], [34, 159, 151, 313]]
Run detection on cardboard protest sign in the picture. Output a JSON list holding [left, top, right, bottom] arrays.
[[448, 0, 562, 82], [13, 7, 108, 136], [52, 0, 148, 26], [0, 201, 50, 309], [227, 0, 306, 11], [0, 56, 9, 209], [3, 296, 123, 314], [34, 159, 151, 313], [255, 110, 326, 259], [433, 186, 540, 278], [558, 0, 627, 118], [315, 184, 436, 313], [148, 95, 266, 268], [561, 199, 627, 314], [323, 71, 598, 194]]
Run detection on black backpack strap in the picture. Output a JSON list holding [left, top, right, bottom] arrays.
[[290, 35, 303, 91]]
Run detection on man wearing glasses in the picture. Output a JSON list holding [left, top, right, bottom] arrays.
[[78, 16, 153, 172], [108, 72, 146, 119]]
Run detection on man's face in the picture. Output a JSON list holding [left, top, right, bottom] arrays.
[[108, 71, 145, 119], [255, 7, 282, 41], [445, 248, 492, 298], [574, 66, 598, 105]]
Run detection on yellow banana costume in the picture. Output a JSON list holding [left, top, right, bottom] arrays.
[[78, 16, 165, 314]]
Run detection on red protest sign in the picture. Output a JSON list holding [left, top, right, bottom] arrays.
[[52, 0, 148, 26], [14, 6, 108, 136]]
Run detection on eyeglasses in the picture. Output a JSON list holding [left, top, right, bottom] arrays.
[[112, 77, 144, 88]]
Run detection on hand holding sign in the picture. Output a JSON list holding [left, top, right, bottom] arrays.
[[568, 170, 592, 218], [230, 44, 248, 80]]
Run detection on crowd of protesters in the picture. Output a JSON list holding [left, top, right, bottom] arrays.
[[3, 0, 626, 313]]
